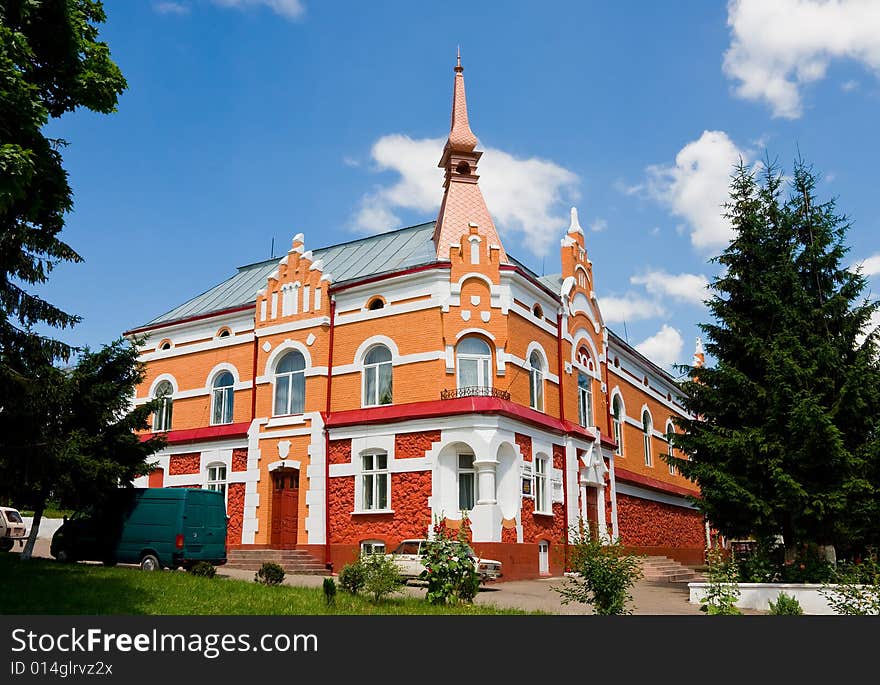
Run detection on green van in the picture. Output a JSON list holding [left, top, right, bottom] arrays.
[[50, 488, 228, 570]]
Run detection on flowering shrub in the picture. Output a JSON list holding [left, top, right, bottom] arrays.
[[820, 553, 880, 616], [421, 517, 481, 605]]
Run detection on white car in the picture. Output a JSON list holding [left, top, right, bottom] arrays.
[[0, 507, 28, 552], [387, 538, 502, 582]]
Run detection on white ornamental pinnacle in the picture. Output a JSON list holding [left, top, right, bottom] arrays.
[[292, 232, 304, 245], [309, 259, 324, 272], [301, 250, 313, 262], [568, 206, 584, 235]]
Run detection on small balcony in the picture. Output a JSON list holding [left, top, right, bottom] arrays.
[[440, 386, 511, 401]]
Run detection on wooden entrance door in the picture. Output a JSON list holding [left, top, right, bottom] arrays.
[[271, 469, 298, 548]]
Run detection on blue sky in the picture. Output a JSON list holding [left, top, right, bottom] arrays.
[[40, 0, 880, 370]]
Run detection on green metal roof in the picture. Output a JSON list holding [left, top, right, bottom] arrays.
[[141, 222, 438, 328]]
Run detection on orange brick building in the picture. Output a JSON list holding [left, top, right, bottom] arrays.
[[127, 58, 705, 578]]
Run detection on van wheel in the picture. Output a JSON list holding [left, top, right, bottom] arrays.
[[140, 554, 161, 571], [56, 548, 76, 563]]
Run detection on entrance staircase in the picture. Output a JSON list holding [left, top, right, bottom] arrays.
[[640, 556, 704, 584], [224, 548, 327, 575]]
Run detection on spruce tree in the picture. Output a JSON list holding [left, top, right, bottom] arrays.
[[671, 159, 880, 558]]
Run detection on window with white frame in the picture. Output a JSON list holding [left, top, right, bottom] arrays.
[[612, 394, 624, 456], [577, 372, 593, 427], [666, 421, 676, 475], [274, 350, 306, 416], [535, 456, 549, 513], [643, 409, 653, 467], [363, 345, 392, 407], [360, 451, 389, 511], [529, 350, 544, 411], [457, 453, 475, 511], [456, 337, 492, 390], [206, 463, 227, 499], [360, 540, 386, 556], [152, 380, 173, 432], [211, 371, 235, 425], [469, 236, 480, 264]]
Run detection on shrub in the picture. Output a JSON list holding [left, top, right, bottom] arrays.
[[421, 517, 481, 605], [820, 554, 880, 616], [322, 577, 337, 606], [254, 562, 285, 586], [700, 546, 741, 615], [780, 543, 836, 584], [187, 561, 216, 578], [361, 553, 404, 603], [552, 520, 643, 615], [769, 592, 803, 615], [734, 538, 782, 583], [338, 559, 367, 595]]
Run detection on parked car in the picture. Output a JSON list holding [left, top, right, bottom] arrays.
[[0, 506, 27, 552], [50, 488, 228, 571], [387, 538, 502, 582]]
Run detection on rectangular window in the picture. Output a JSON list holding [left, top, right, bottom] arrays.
[[361, 452, 389, 511], [458, 453, 475, 511], [577, 374, 593, 427], [644, 432, 653, 467], [535, 457, 548, 513], [613, 417, 623, 456], [360, 541, 385, 556]]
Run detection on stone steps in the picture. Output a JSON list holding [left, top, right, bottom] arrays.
[[639, 556, 704, 583], [224, 549, 327, 575]]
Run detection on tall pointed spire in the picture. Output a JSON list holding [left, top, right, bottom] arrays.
[[433, 52, 508, 262]]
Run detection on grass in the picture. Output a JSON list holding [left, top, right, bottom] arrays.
[[0, 554, 531, 615], [15, 505, 73, 519]]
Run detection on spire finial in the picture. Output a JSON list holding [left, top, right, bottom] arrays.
[[569, 206, 584, 235], [444, 48, 477, 153], [456, 45, 462, 72]]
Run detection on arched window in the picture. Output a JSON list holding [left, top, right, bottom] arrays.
[[367, 297, 385, 311], [529, 350, 544, 411], [206, 463, 227, 500], [363, 345, 392, 407], [152, 381, 173, 432], [612, 394, 624, 456], [643, 409, 653, 467], [456, 337, 492, 391], [666, 421, 676, 475], [217, 327, 231, 338], [577, 372, 593, 427], [211, 371, 234, 425], [274, 350, 306, 416], [532, 303, 543, 319]]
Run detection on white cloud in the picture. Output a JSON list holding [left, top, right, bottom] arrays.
[[589, 218, 608, 233], [646, 130, 745, 251], [352, 134, 579, 257], [630, 270, 709, 306], [598, 294, 667, 325], [724, 0, 880, 118], [154, 1, 190, 14], [841, 79, 860, 92], [856, 254, 880, 277], [211, 0, 305, 20], [342, 156, 360, 168], [858, 306, 880, 346], [635, 324, 685, 368]]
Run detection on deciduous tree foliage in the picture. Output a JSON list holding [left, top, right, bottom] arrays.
[[0, 0, 126, 365], [668, 160, 880, 556]]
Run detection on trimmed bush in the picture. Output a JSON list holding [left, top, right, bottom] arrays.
[[769, 592, 803, 615], [338, 560, 367, 595], [254, 562, 285, 586], [361, 553, 404, 603], [187, 561, 216, 578], [322, 577, 337, 606]]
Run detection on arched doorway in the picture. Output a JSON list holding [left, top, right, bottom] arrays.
[[270, 468, 299, 548]]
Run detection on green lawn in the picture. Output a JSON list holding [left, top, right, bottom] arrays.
[[0, 554, 531, 615]]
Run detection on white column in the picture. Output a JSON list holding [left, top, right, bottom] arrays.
[[474, 458, 497, 505], [597, 484, 608, 541]]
